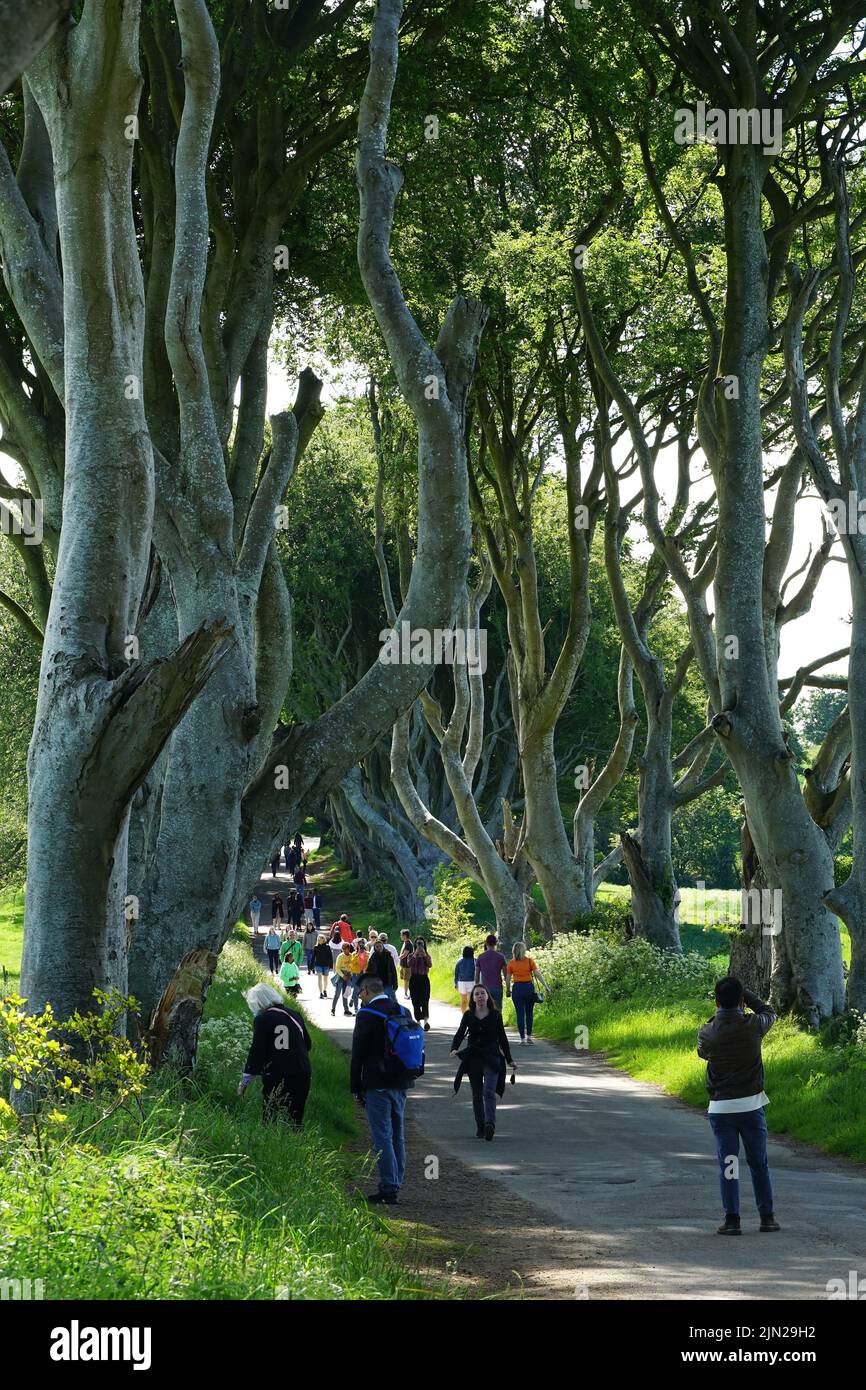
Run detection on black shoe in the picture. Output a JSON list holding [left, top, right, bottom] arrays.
[[343, 1010, 352, 1016], [717, 1214, 741, 1235], [484, 1123, 495, 1141], [475, 1125, 485, 1139], [423, 1021, 431, 1032], [367, 1191, 398, 1206], [760, 1214, 780, 1232]]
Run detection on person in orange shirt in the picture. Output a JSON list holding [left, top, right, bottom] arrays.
[[506, 941, 550, 1045]]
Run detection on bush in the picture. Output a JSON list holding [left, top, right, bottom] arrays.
[[534, 931, 717, 1007], [835, 853, 853, 887], [196, 1014, 252, 1080], [420, 864, 475, 942], [570, 897, 629, 935]]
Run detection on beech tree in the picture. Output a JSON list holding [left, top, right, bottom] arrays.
[[0, 0, 71, 96], [574, 0, 866, 1020], [4, 0, 486, 1061], [785, 147, 866, 1009]]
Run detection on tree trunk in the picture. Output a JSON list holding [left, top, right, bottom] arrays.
[[622, 732, 681, 951], [728, 813, 773, 997], [20, 6, 229, 1022], [522, 724, 593, 928], [0, 0, 71, 96]]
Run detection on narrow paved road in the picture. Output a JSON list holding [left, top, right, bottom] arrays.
[[251, 844, 866, 1300]]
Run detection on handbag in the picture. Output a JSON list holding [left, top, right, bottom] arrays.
[[330, 971, 340, 988], [532, 991, 545, 1005]]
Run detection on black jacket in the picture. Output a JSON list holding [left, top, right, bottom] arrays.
[[244, 1005, 311, 1083], [697, 990, 775, 1100], [365, 947, 398, 990], [350, 995, 413, 1093], [312, 943, 333, 969], [450, 1009, 513, 1065], [451, 1009, 513, 1098]]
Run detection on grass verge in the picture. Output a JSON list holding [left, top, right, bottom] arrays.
[[0, 897, 446, 1299]]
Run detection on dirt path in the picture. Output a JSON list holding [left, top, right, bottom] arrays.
[[250, 840, 866, 1301]]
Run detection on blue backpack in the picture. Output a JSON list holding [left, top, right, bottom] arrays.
[[358, 1005, 425, 1078]]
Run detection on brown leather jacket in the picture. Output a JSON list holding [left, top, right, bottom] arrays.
[[697, 990, 775, 1101]]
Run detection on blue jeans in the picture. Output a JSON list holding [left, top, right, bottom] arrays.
[[709, 1108, 774, 1216], [511, 981, 535, 1037], [331, 976, 352, 1013], [486, 986, 504, 1011], [364, 1087, 407, 1195]]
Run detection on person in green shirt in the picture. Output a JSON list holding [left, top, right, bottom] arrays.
[[279, 955, 301, 996], [279, 931, 303, 967]]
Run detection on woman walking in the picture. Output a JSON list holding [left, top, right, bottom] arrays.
[[407, 936, 433, 1032], [249, 895, 262, 936], [332, 941, 355, 1017], [454, 946, 476, 1013], [264, 925, 281, 975], [271, 892, 284, 928], [239, 984, 312, 1126], [399, 929, 413, 998], [348, 938, 367, 1013], [450, 985, 516, 1141], [302, 922, 318, 973], [312, 934, 332, 998], [506, 941, 550, 1045]]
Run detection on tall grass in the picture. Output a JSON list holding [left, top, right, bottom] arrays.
[[0, 911, 446, 1299]]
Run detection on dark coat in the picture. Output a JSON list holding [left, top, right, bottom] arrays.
[[244, 1005, 312, 1090], [365, 946, 398, 990], [350, 995, 413, 1093], [451, 1009, 513, 1097], [697, 990, 775, 1100]]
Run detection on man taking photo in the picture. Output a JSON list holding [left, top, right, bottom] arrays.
[[698, 975, 780, 1236]]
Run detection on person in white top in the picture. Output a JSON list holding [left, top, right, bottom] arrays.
[[697, 976, 779, 1235]]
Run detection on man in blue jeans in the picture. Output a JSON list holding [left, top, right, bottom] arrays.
[[698, 976, 780, 1235], [350, 973, 414, 1205]]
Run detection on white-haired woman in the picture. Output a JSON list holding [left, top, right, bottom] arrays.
[[238, 983, 312, 1125]]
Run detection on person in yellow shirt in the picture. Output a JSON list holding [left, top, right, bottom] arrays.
[[332, 941, 355, 1017], [347, 940, 365, 1014], [506, 941, 550, 1045]]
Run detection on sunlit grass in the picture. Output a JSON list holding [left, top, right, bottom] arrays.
[[0, 893, 449, 1299]]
